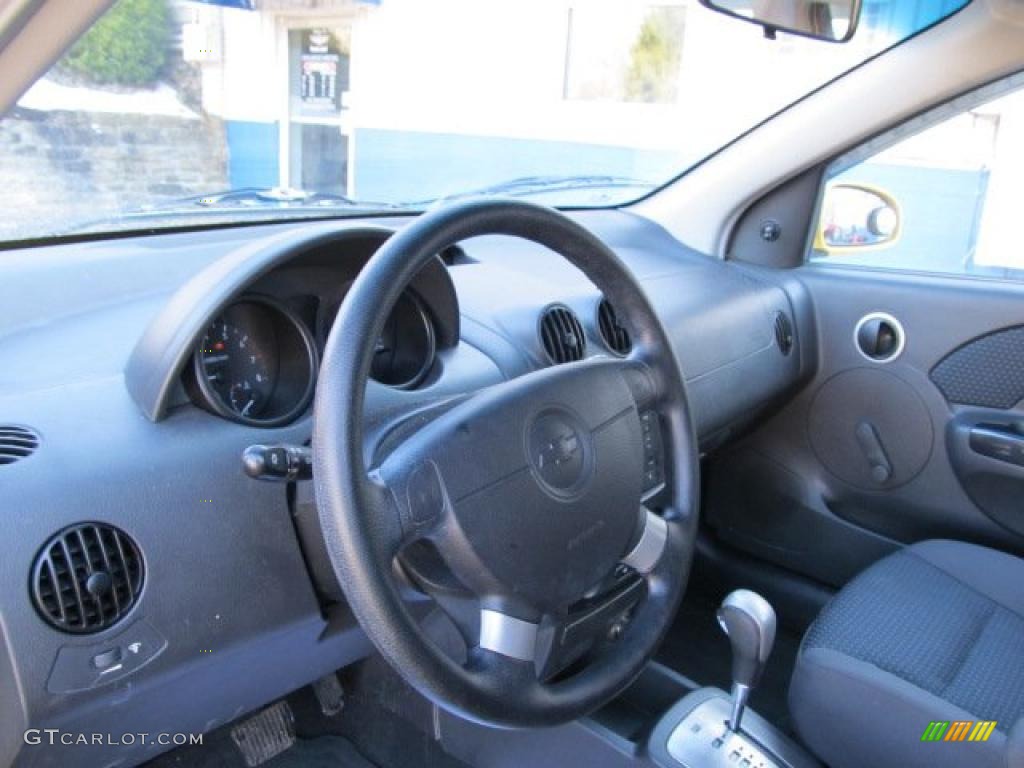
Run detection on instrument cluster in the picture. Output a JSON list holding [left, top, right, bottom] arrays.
[[188, 288, 437, 426]]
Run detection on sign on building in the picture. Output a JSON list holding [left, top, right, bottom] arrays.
[[299, 29, 344, 114]]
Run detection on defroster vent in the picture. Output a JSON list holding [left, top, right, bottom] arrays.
[[32, 523, 143, 634], [540, 305, 586, 364]]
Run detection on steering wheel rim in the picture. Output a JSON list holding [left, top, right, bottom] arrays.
[[313, 199, 699, 728]]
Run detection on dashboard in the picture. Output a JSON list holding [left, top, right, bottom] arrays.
[[0, 210, 810, 767]]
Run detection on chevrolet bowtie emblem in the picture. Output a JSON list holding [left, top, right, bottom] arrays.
[[537, 432, 580, 469]]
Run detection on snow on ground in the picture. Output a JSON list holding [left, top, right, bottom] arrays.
[[17, 78, 198, 119]]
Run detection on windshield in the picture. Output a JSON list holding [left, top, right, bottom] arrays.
[[1, 0, 969, 243]]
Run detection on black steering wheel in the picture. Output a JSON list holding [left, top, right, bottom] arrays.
[[313, 199, 699, 728]]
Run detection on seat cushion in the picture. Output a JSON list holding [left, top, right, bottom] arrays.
[[789, 540, 1024, 768]]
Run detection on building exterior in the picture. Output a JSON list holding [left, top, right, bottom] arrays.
[[180, 0, 969, 205]]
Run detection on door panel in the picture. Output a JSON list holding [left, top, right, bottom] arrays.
[[705, 265, 1024, 587]]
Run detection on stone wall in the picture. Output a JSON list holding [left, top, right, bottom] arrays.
[[0, 108, 227, 240]]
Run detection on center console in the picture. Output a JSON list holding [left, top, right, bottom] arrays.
[[647, 590, 818, 768], [648, 688, 817, 768], [435, 589, 820, 768]]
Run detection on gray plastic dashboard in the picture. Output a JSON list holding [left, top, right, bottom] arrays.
[[0, 208, 807, 767]]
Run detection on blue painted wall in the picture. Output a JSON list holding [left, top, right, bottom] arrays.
[[352, 128, 684, 203], [225, 121, 279, 189]]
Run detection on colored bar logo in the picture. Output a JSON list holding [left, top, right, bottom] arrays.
[[921, 721, 997, 742]]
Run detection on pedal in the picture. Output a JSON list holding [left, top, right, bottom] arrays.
[[312, 672, 345, 716], [230, 700, 296, 767]]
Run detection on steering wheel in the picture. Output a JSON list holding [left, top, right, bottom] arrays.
[[313, 199, 699, 728]]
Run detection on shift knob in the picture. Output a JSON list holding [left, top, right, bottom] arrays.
[[717, 589, 776, 731]]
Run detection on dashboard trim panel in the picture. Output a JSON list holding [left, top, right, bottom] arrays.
[[0, 208, 808, 767], [124, 223, 397, 422]]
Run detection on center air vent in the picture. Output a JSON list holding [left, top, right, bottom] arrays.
[[597, 298, 631, 356], [32, 523, 143, 634], [0, 425, 39, 465], [540, 305, 586, 364], [774, 312, 794, 356]]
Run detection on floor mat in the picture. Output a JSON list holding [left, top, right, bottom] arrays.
[[287, 664, 469, 768], [148, 660, 468, 768], [265, 736, 375, 768], [656, 588, 801, 733], [147, 727, 373, 768]]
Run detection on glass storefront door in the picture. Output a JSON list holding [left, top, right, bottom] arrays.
[[284, 23, 351, 194]]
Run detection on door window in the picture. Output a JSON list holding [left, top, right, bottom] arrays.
[[811, 76, 1024, 279]]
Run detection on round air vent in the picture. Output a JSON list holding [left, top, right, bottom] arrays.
[[32, 523, 144, 634], [774, 312, 794, 356], [0, 425, 39, 465], [597, 298, 631, 356], [540, 305, 586, 364]]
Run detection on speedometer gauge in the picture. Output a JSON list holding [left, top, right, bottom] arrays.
[[191, 297, 317, 427], [200, 316, 274, 418]]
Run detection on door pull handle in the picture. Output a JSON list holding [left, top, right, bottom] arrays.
[[969, 426, 1024, 468], [855, 421, 893, 485]]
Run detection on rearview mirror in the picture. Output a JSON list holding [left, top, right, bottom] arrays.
[[698, 0, 862, 42], [815, 183, 901, 255]]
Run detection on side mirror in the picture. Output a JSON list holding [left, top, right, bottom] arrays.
[[815, 183, 902, 256], [698, 0, 861, 43]]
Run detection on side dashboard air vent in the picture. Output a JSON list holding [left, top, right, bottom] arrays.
[[540, 305, 586, 364], [775, 312, 794, 356], [0, 425, 39, 465], [32, 523, 144, 634], [597, 298, 631, 356]]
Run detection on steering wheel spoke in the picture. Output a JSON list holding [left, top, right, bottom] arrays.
[[463, 644, 544, 702], [371, 455, 451, 556], [359, 471, 431, 561], [615, 354, 660, 409], [417, 584, 546, 673], [464, 542, 656, 681], [621, 506, 669, 575], [478, 608, 541, 664]]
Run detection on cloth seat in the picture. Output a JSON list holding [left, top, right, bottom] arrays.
[[789, 539, 1024, 768]]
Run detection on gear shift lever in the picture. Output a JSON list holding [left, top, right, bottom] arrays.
[[717, 589, 776, 732]]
